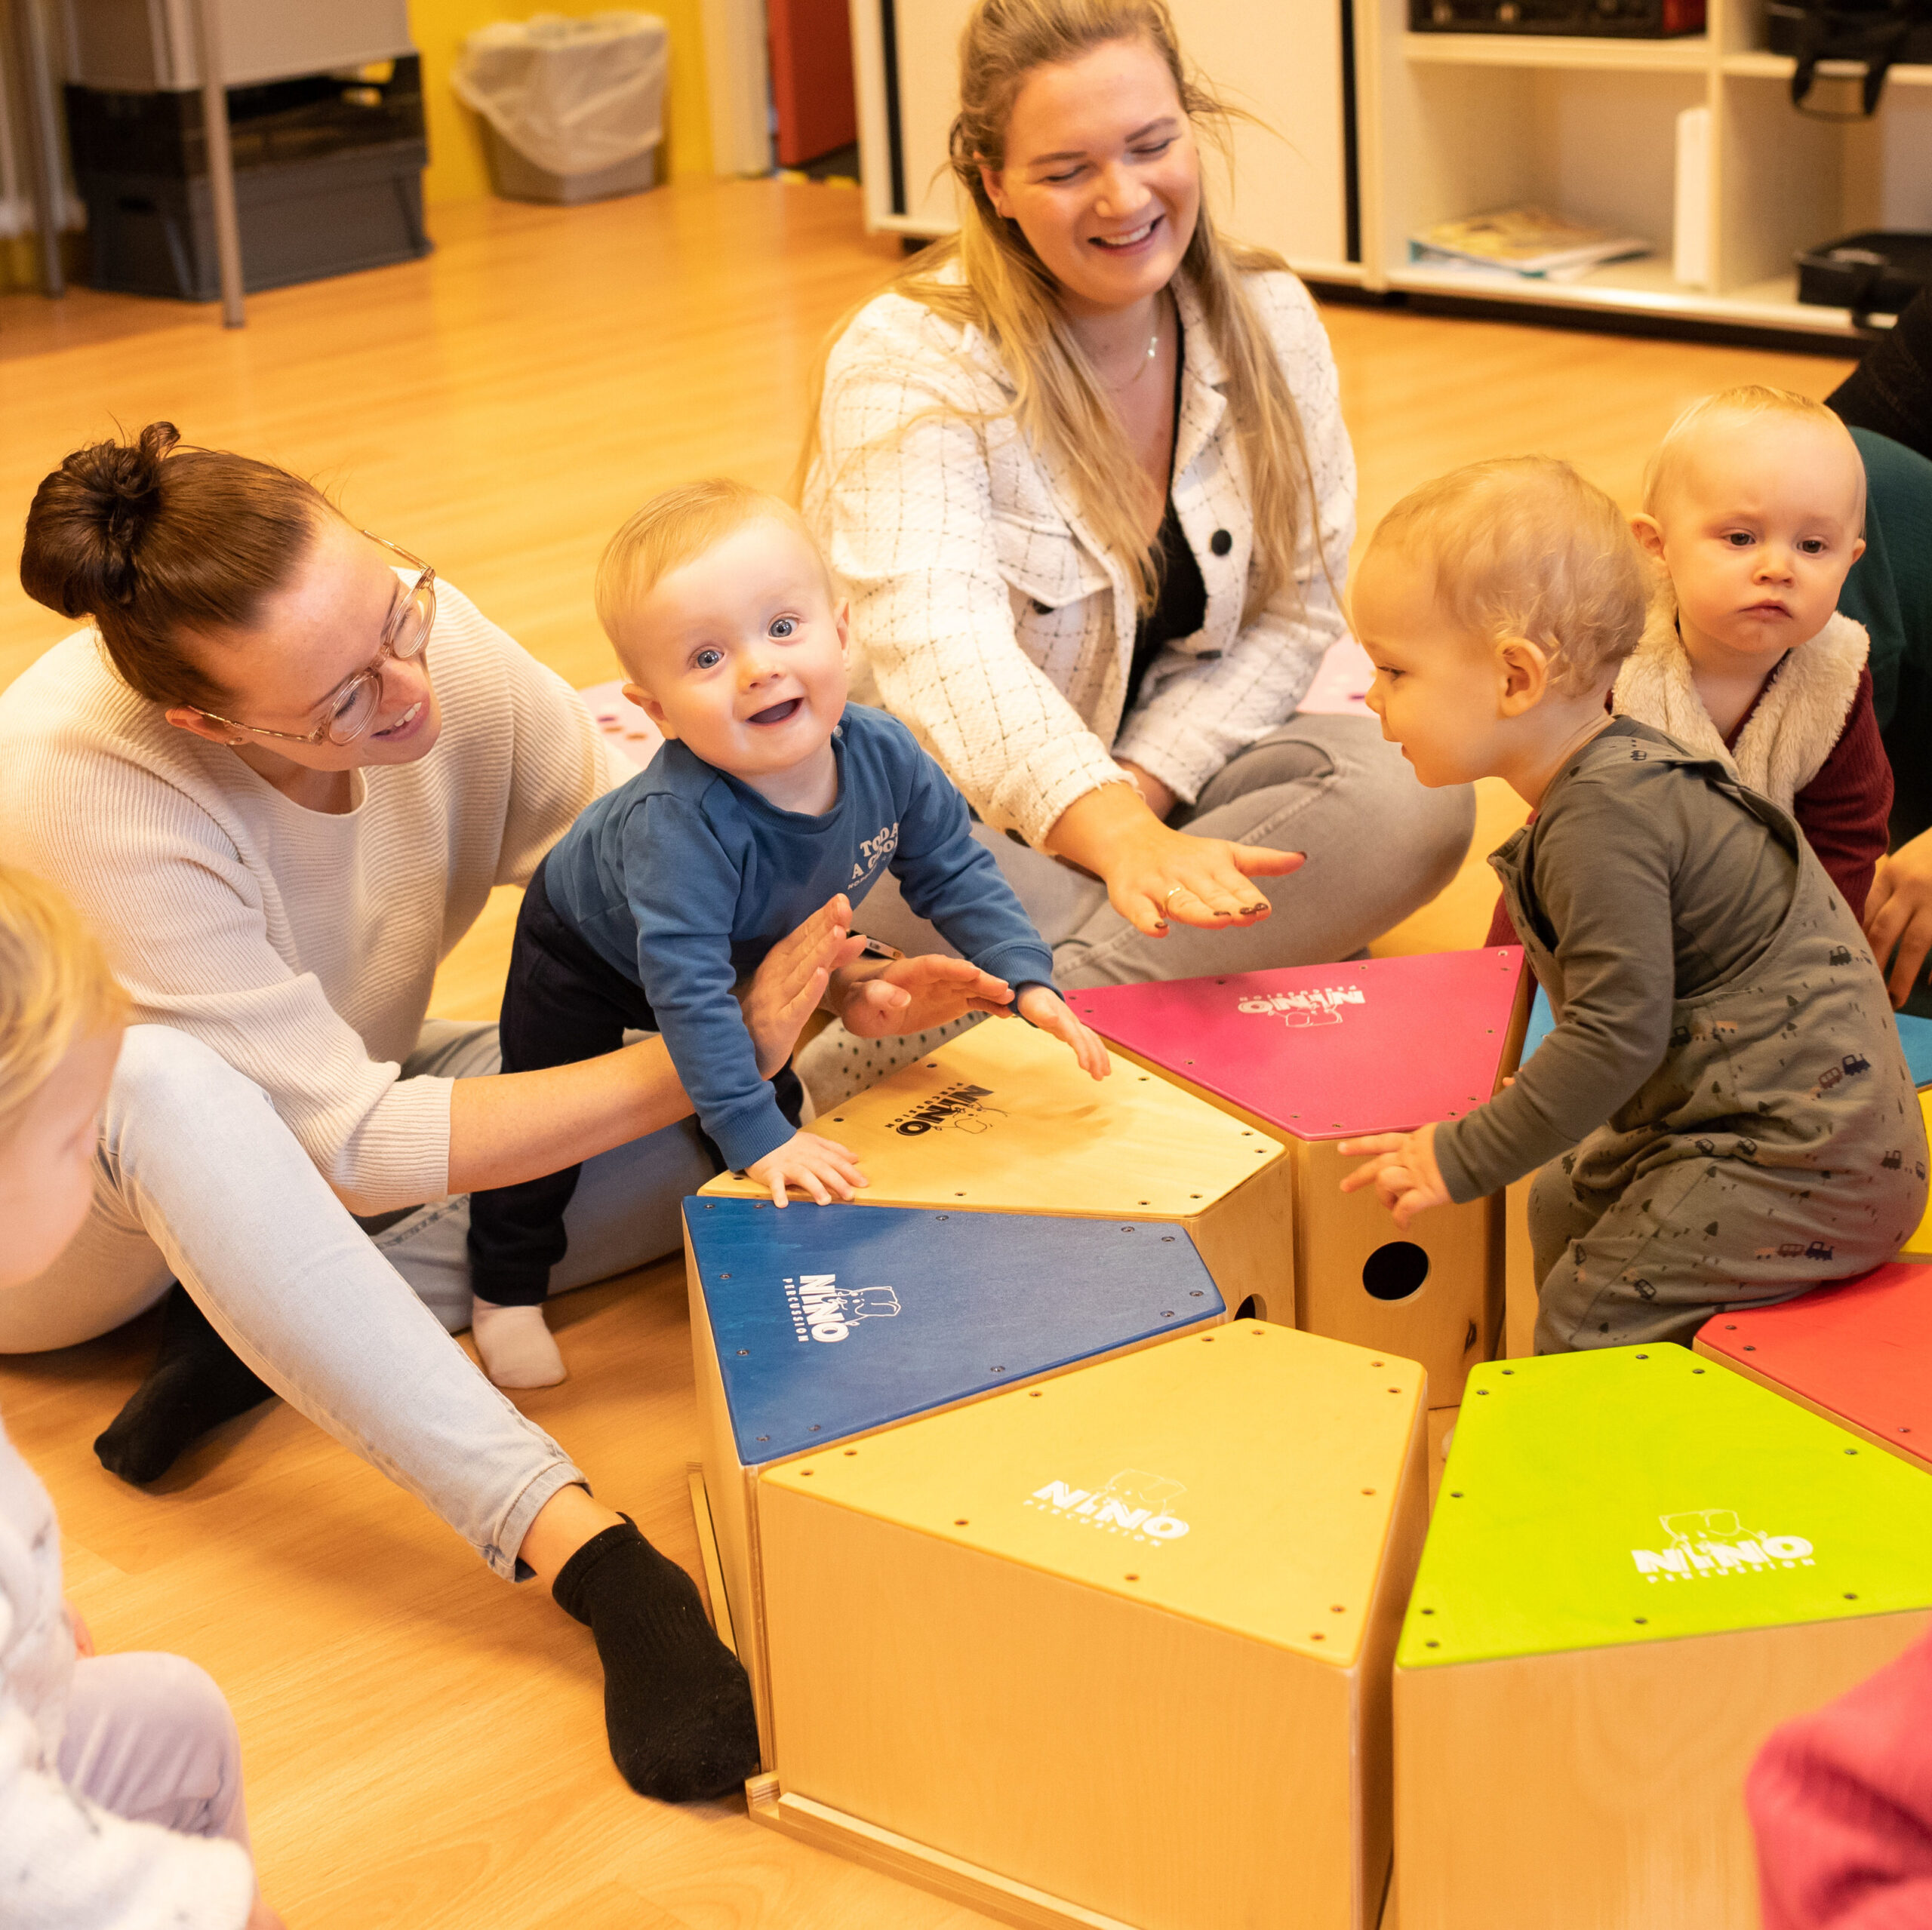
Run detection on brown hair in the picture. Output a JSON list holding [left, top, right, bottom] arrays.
[[595, 478, 821, 673], [798, 0, 1318, 621], [1367, 456, 1650, 697], [0, 865, 127, 1145], [19, 421, 337, 711]]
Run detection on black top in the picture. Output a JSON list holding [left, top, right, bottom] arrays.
[[1122, 323, 1208, 719]]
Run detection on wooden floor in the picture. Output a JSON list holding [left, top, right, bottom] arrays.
[[0, 180, 1855, 1928]]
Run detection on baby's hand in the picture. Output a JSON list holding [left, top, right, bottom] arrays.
[[744, 1129, 869, 1208], [1338, 1123, 1451, 1230], [1015, 985, 1110, 1080]]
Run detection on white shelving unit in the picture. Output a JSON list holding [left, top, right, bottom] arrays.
[[1360, 0, 1932, 337], [846, 0, 1929, 339]]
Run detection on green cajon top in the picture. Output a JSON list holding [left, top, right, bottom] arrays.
[[1394, 1345, 1932, 1930]]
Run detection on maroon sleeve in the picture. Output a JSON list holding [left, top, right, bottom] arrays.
[[1795, 665, 1893, 920], [1747, 1629, 1932, 1930], [1483, 893, 1515, 948]]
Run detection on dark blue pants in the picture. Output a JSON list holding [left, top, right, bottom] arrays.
[[466, 855, 803, 1305]]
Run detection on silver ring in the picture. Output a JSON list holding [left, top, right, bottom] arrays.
[[1164, 885, 1188, 907]]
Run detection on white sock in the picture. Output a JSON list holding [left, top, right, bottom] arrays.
[[471, 1297, 566, 1389]]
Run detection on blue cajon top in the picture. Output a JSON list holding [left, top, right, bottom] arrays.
[[1075, 950, 1530, 1406], [1393, 1346, 1932, 1929], [684, 1197, 1226, 1754]]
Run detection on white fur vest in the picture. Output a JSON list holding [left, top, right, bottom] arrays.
[[1611, 595, 1869, 811]]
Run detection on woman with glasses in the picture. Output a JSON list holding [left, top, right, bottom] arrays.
[[0, 423, 998, 1803]]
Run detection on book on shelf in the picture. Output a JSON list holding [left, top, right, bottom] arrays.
[[1408, 206, 1651, 281]]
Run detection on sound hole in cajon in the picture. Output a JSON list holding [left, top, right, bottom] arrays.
[[1234, 1293, 1270, 1322], [1362, 1241, 1430, 1302]]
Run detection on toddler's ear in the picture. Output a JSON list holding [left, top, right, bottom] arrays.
[[1629, 513, 1668, 563], [622, 681, 675, 737], [834, 598, 852, 667], [1495, 636, 1552, 718]]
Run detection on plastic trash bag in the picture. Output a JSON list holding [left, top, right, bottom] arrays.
[[453, 12, 669, 179]]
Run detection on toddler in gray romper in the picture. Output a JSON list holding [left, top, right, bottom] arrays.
[[1343, 456, 1927, 1351]]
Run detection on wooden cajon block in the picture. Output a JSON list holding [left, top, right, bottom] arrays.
[[1394, 1346, 1932, 1930], [1902, 1089, 1932, 1259], [1073, 950, 1529, 1406], [682, 1196, 1227, 1753], [700, 1013, 1296, 1320], [751, 1323, 1428, 1930], [1696, 1262, 1932, 1471]]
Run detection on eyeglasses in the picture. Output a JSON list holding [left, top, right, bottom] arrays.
[[195, 533, 437, 748]]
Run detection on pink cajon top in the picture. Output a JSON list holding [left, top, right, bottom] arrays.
[[1072, 949, 1527, 1142]]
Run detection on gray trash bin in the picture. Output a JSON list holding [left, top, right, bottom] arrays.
[[453, 12, 669, 205]]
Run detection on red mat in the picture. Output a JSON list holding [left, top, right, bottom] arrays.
[[1697, 1263, 1932, 1468], [1071, 949, 1526, 1142]]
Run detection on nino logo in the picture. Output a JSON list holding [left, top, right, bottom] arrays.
[[1629, 1507, 1814, 1582], [780, 1273, 901, 1345], [1026, 1468, 1190, 1544], [850, 820, 900, 886], [1238, 986, 1365, 1028], [889, 1082, 1005, 1137]]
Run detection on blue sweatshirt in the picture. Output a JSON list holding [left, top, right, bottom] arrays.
[[543, 703, 1057, 1169]]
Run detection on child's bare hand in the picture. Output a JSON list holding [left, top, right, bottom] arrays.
[[1338, 1123, 1451, 1230], [745, 1129, 869, 1207], [1014, 985, 1110, 1080]]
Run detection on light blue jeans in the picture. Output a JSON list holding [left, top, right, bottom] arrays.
[[0, 1022, 715, 1579]]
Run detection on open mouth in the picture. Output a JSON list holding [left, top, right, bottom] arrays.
[[374, 699, 426, 740], [1091, 217, 1160, 252], [749, 697, 802, 726]]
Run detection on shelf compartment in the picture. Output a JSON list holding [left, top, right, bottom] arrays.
[[1402, 29, 1711, 69], [1721, 51, 1932, 83]]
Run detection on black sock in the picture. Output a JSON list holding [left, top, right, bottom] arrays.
[[552, 1516, 760, 1802], [94, 1284, 276, 1486]]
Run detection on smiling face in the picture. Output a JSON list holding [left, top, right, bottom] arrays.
[[165, 514, 443, 774], [0, 1026, 120, 1289], [614, 516, 851, 804], [1638, 412, 1866, 668], [980, 36, 1201, 320], [1351, 542, 1521, 790]]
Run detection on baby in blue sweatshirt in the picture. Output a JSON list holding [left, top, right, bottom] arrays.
[[466, 480, 1107, 1386]]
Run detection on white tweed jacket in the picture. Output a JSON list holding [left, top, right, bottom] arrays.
[[804, 267, 1356, 847]]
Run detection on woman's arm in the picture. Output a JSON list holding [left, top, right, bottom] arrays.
[[448, 896, 862, 1194]]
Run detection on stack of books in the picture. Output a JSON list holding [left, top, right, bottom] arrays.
[[1409, 205, 1651, 282]]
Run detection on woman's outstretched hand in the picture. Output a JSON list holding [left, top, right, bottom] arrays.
[[832, 953, 1019, 1038], [1866, 829, 1932, 1008], [1044, 782, 1303, 939], [742, 894, 866, 1077], [1338, 1123, 1451, 1230]]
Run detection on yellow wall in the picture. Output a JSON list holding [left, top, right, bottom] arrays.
[[407, 0, 715, 202]]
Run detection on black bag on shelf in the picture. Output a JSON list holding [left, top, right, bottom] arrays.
[[1796, 232, 1932, 324], [1764, 0, 1932, 112], [1409, 0, 1703, 32]]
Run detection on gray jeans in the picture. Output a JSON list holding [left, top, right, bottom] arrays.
[[851, 714, 1475, 985], [0, 1022, 715, 1578]]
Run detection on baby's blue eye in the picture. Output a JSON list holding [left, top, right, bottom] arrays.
[[770, 616, 798, 639], [694, 647, 724, 669]]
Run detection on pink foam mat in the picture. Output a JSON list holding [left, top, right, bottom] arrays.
[[1072, 949, 1526, 1140]]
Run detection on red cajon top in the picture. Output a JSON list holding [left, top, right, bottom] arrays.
[[1071, 950, 1526, 1142], [1697, 1264, 1932, 1470]]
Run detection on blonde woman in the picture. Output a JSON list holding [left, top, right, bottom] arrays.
[[798, 0, 1473, 1093]]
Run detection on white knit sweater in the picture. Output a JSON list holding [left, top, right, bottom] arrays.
[[0, 581, 624, 1215], [0, 1415, 254, 1928], [804, 267, 1356, 847]]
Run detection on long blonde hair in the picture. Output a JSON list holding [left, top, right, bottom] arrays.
[[798, 0, 1316, 619], [0, 866, 127, 1143]]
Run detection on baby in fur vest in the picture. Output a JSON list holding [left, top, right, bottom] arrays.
[[1620, 385, 1891, 918]]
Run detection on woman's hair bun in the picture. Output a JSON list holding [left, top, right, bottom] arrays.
[[21, 420, 181, 619]]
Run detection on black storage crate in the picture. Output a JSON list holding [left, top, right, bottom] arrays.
[[1410, 0, 1704, 32], [66, 56, 431, 300]]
